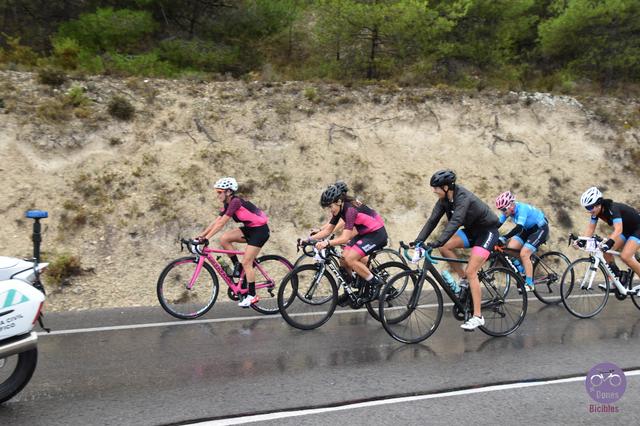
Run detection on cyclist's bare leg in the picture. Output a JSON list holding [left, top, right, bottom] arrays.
[[439, 234, 466, 278], [466, 249, 489, 317], [520, 246, 534, 278], [242, 245, 261, 284], [620, 239, 640, 278], [343, 248, 370, 279], [220, 228, 245, 254]]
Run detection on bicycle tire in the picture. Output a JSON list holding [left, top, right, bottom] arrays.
[[560, 258, 609, 319], [478, 267, 527, 337], [379, 270, 443, 344], [0, 348, 38, 404], [532, 251, 572, 305], [365, 261, 411, 321], [249, 254, 293, 315], [157, 256, 219, 319], [627, 271, 640, 311], [277, 264, 338, 330], [373, 247, 407, 266]]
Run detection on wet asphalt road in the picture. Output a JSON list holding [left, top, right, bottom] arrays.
[[0, 297, 639, 425]]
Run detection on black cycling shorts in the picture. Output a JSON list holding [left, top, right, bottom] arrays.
[[514, 223, 549, 252], [240, 224, 270, 248], [457, 227, 500, 252], [345, 227, 388, 256]]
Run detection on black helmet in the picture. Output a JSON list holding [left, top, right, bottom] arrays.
[[334, 180, 348, 194], [320, 185, 342, 207], [430, 169, 456, 187]]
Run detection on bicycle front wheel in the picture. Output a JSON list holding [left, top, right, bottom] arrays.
[[366, 261, 411, 321], [379, 270, 443, 344], [478, 267, 527, 337], [251, 254, 293, 315], [277, 264, 338, 330], [532, 251, 572, 305], [157, 256, 219, 319], [560, 258, 609, 318]]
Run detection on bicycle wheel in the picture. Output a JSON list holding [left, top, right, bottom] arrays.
[[293, 253, 314, 268], [366, 261, 411, 321], [277, 264, 338, 330], [532, 251, 571, 305], [379, 270, 443, 344], [560, 258, 609, 318], [627, 271, 640, 311], [372, 247, 407, 265], [157, 256, 219, 319], [478, 267, 527, 337], [250, 255, 294, 315]]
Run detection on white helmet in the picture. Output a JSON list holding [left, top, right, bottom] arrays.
[[214, 177, 238, 192], [580, 187, 602, 207]]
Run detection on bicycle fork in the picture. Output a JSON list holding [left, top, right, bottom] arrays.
[[187, 255, 205, 290]]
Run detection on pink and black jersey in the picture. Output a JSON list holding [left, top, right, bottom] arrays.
[[330, 201, 384, 235], [219, 196, 268, 228]]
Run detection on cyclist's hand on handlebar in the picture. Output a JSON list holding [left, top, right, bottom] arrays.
[[315, 240, 330, 250], [410, 240, 424, 249], [601, 238, 615, 252]]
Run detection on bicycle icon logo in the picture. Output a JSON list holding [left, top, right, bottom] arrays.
[[586, 362, 626, 404]]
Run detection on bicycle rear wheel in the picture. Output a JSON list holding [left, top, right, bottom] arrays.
[[365, 261, 411, 321], [157, 256, 219, 319], [372, 247, 407, 265], [478, 267, 527, 337], [532, 251, 571, 305], [629, 272, 640, 311], [560, 258, 609, 318], [379, 270, 443, 344], [277, 264, 338, 330], [250, 255, 293, 315]]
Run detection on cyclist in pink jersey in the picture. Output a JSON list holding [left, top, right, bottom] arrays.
[[197, 177, 270, 307], [311, 184, 388, 304]]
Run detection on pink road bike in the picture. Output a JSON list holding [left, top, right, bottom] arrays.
[[157, 238, 293, 319]]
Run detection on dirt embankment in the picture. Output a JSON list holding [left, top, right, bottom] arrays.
[[1, 70, 639, 311]]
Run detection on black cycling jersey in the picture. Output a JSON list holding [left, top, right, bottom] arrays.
[[592, 199, 640, 237], [416, 185, 501, 247]]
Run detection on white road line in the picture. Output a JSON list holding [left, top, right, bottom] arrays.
[[192, 370, 640, 425]]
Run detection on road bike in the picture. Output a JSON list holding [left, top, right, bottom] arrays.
[[277, 239, 409, 330], [561, 234, 640, 318], [378, 242, 527, 344], [157, 238, 293, 319], [488, 243, 571, 304]]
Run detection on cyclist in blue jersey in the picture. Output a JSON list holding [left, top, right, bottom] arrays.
[[495, 191, 549, 292], [578, 187, 640, 288]]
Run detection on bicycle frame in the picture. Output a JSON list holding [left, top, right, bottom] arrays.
[[186, 246, 276, 296], [571, 236, 638, 296]]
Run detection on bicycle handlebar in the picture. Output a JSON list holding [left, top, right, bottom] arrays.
[[399, 241, 436, 264], [180, 238, 209, 255]]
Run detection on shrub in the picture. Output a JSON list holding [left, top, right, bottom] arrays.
[[108, 96, 135, 120], [45, 253, 82, 286], [158, 38, 240, 73], [64, 85, 90, 107], [0, 35, 39, 66], [37, 67, 67, 86]]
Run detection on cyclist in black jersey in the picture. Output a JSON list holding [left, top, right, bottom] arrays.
[[578, 187, 640, 284], [413, 170, 501, 331]]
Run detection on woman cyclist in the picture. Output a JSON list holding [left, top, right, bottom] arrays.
[[578, 187, 640, 290], [413, 170, 501, 331], [197, 177, 270, 307], [495, 191, 549, 292], [310, 184, 388, 305]]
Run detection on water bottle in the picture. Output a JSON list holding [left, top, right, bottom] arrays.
[[512, 258, 525, 275], [442, 270, 460, 294]]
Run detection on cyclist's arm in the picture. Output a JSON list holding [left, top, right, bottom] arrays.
[[607, 221, 623, 241], [328, 227, 357, 247], [432, 193, 471, 247], [582, 217, 597, 237], [201, 214, 231, 240], [606, 204, 624, 241], [311, 222, 337, 240], [415, 202, 445, 242], [502, 224, 524, 240]]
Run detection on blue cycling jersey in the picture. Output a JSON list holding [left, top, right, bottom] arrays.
[[499, 202, 547, 230]]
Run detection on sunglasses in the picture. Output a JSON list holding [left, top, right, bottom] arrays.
[[585, 204, 597, 212], [499, 207, 508, 212], [216, 190, 225, 195]]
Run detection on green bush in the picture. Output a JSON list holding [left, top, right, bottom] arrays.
[[105, 52, 178, 77], [108, 95, 135, 121], [158, 38, 240, 73], [45, 253, 82, 285], [64, 85, 90, 107], [55, 8, 156, 54], [37, 67, 67, 86], [0, 35, 39, 66]]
